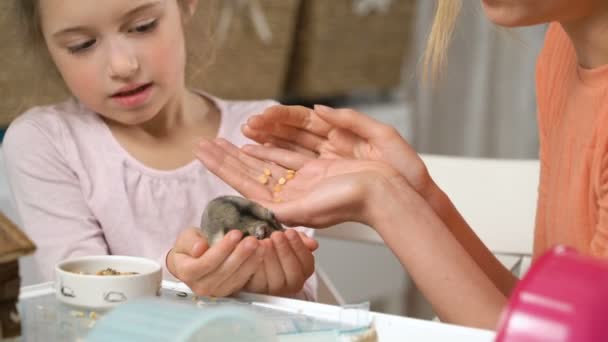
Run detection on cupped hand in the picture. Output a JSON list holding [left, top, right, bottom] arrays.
[[167, 227, 265, 297], [195, 138, 407, 228], [244, 229, 317, 296], [241, 104, 433, 196]]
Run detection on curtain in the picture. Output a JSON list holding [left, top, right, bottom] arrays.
[[403, 1, 547, 159]]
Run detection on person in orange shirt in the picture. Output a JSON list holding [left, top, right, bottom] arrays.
[[193, 0, 608, 330]]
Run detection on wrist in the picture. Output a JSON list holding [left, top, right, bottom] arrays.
[[420, 179, 454, 222], [361, 174, 409, 227]]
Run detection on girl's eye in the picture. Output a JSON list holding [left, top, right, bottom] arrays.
[[67, 39, 96, 54], [130, 19, 158, 34]]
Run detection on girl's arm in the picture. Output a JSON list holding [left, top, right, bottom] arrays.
[[371, 176, 507, 328], [2, 118, 108, 280], [422, 182, 519, 297], [242, 105, 518, 296], [196, 139, 507, 328]]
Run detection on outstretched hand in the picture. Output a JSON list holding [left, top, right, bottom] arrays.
[[241, 105, 433, 196], [195, 138, 407, 228]]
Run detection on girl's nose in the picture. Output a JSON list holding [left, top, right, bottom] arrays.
[[107, 40, 139, 80]]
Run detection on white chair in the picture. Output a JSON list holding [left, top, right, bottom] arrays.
[[316, 154, 540, 312]]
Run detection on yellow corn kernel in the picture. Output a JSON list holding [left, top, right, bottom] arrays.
[[278, 177, 286, 185], [264, 168, 272, 176], [258, 175, 269, 184], [273, 184, 282, 192]]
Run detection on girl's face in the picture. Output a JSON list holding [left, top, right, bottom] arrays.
[[481, 0, 598, 27], [39, 0, 194, 126]]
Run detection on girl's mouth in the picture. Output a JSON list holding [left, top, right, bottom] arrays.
[[111, 83, 153, 108], [112, 83, 152, 98]]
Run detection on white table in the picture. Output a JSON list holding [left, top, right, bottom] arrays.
[[18, 281, 494, 342]]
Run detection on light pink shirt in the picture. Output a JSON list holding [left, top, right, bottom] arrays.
[[2, 95, 316, 300]]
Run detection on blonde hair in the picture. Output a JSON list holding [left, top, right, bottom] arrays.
[[16, 0, 43, 50], [423, 0, 462, 83]]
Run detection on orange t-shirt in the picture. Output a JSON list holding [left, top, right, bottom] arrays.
[[534, 23, 608, 259]]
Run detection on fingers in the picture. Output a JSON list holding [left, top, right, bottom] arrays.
[[241, 144, 313, 171], [175, 230, 241, 282], [241, 127, 319, 159], [271, 232, 305, 294], [214, 138, 287, 183], [314, 105, 398, 141], [173, 227, 209, 257], [171, 230, 237, 286], [244, 257, 268, 293], [244, 122, 326, 154], [214, 241, 266, 297], [248, 105, 332, 137], [297, 231, 319, 251], [243, 105, 331, 157], [198, 138, 258, 177], [172, 228, 270, 297], [195, 139, 273, 201], [261, 238, 287, 295], [244, 233, 316, 296], [253, 200, 309, 227], [285, 229, 315, 278], [189, 235, 260, 296]]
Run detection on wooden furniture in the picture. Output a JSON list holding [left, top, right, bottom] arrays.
[[190, 0, 302, 100], [286, 0, 416, 99], [0, 211, 36, 338]]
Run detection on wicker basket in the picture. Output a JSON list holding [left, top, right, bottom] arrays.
[[286, 0, 416, 99], [0, 1, 69, 127], [189, 0, 301, 100]]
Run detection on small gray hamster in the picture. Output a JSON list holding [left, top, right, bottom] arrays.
[[200, 195, 284, 246]]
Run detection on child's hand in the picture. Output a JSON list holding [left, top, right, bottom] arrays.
[[195, 138, 408, 228], [242, 105, 433, 198], [167, 227, 265, 297], [244, 230, 317, 296]]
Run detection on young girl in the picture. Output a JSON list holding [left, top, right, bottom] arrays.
[[195, 0, 608, 329], [3, 0, 317, 300]]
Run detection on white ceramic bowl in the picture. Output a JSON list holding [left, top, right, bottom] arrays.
[[55, 255, 162, 310]]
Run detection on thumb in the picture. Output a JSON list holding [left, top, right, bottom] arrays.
[[173, 227, 209, 258], [299, 232, 319, 251], [253, 198, 303, 226], [314, 105, 387, 141]]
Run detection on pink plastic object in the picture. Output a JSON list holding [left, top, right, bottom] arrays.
[[495, 245, 608, 342]]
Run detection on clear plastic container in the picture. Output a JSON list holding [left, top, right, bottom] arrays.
[[86, 298, 277, 342]]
